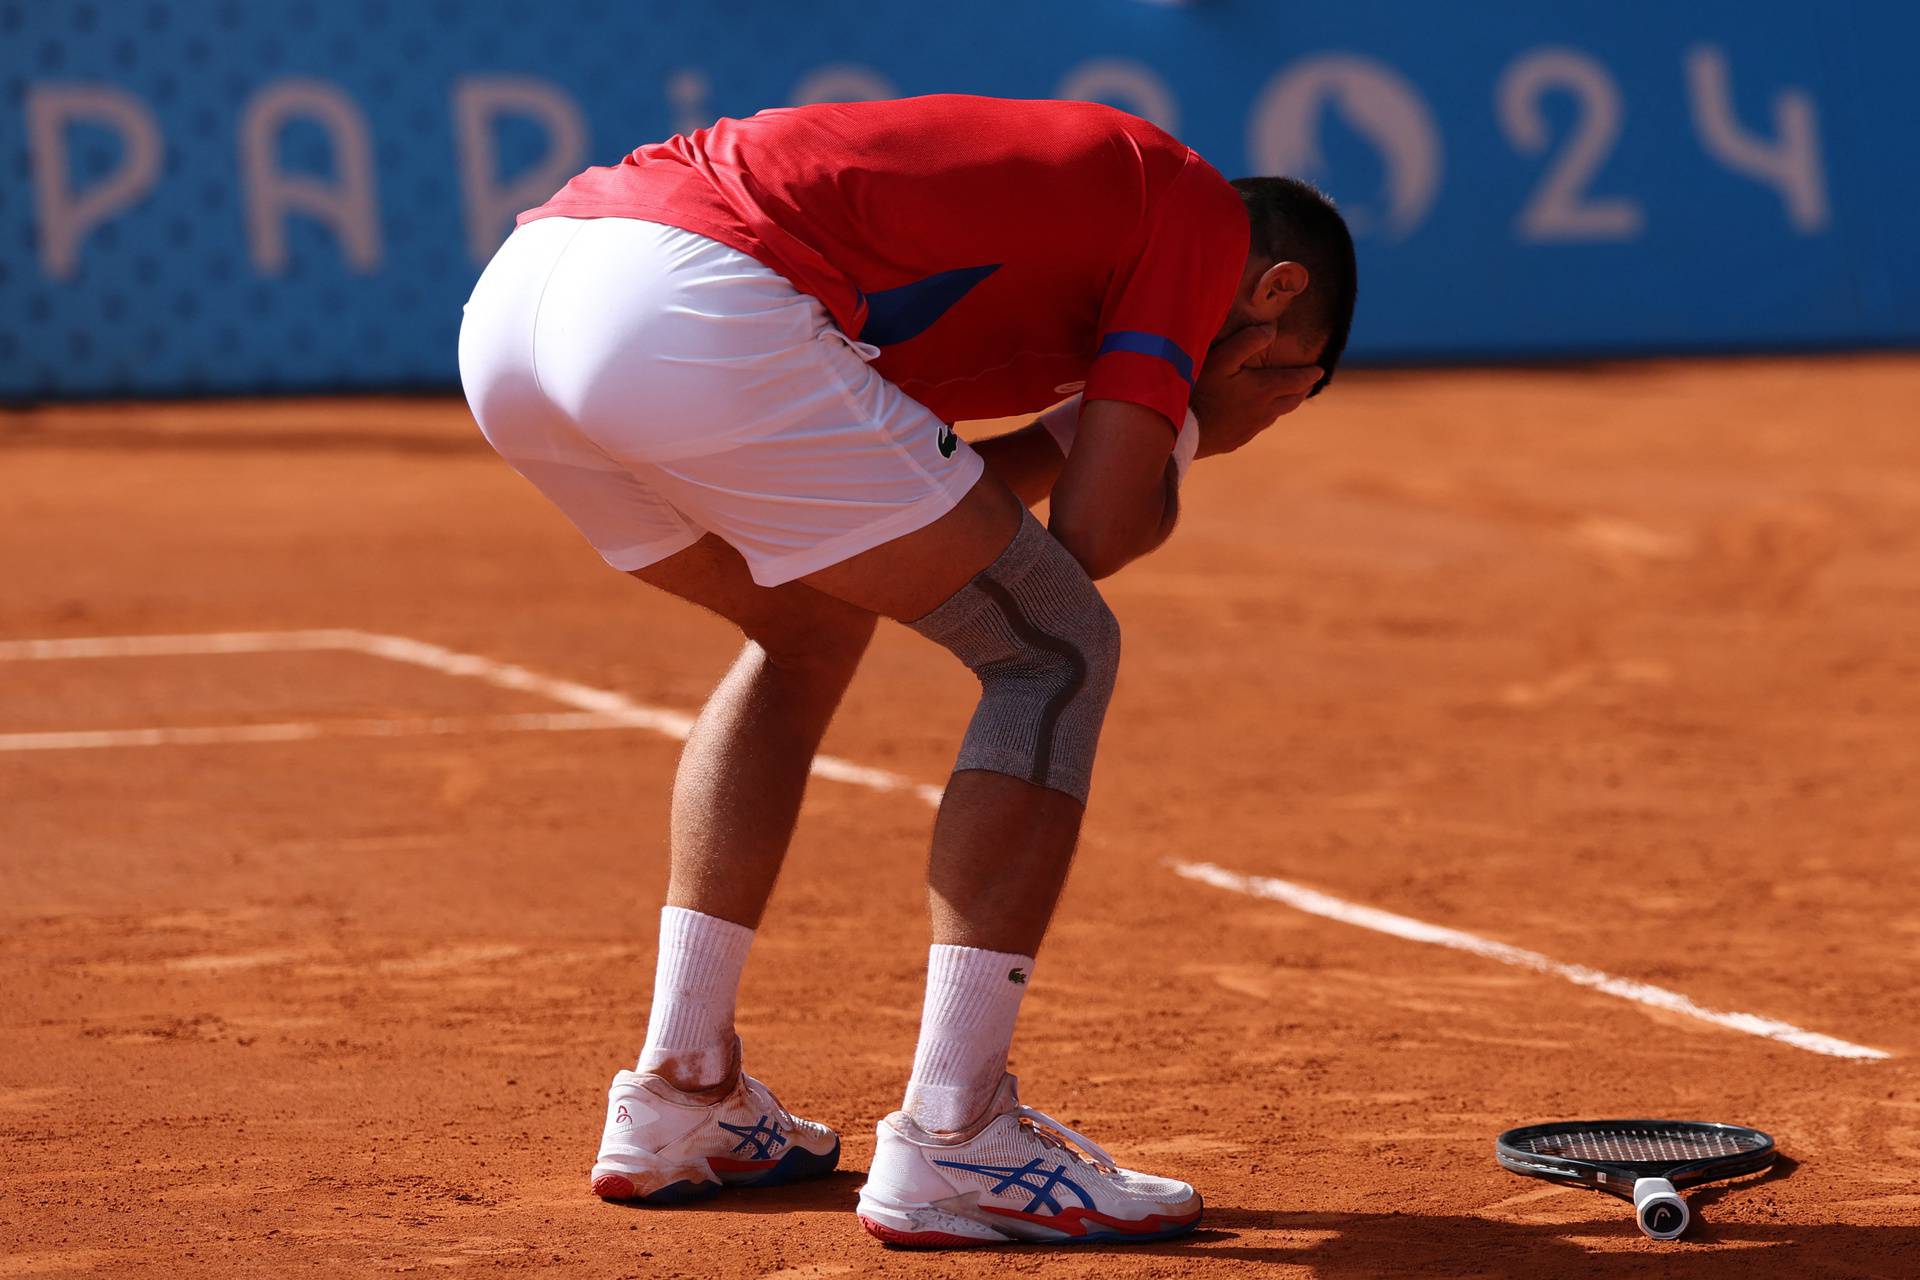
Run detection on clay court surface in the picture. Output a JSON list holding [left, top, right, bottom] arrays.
[[3, 357, 1917, 1277]]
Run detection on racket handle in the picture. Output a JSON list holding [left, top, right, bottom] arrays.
[[1633, 1177, 1689, 1240]]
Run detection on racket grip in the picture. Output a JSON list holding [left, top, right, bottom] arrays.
[[1633, 1177, 1689, 1240]]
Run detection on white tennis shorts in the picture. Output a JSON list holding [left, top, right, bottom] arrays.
[[458, 217, 984, 586]]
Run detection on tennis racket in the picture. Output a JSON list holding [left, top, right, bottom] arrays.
[[1494, 1120, 1775, 1240]]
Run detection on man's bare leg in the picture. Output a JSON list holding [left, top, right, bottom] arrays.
[[638, 473, 1086, 949], [798, 476, 1091, 953], [625, 537, 876, 1088], [634, 539, 877, 932], [923, 771, 1083, 955]]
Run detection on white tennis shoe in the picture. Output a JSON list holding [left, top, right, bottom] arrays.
[[591, 1063, 839, 1204], [856, 1074, 1202, 1246]]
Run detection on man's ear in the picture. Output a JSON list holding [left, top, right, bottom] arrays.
[[1255, 260, 1310, 319]]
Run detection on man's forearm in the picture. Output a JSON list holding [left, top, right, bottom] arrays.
[[971, 422, 1066, 507], [1092, 458, 1180, 576]]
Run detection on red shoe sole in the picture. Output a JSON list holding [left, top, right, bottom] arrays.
[[593, 1170, 723, 1205], [592, 1173, 637, 1200], [859, 1215, 989, 1248]]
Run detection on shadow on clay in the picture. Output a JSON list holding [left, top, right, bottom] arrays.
[[1152, 1215, 1915, 1278], [1687, 1152, 1798, 1215], [1124, 1155, 1902, 1277], [602, 1170, 865, 1216]]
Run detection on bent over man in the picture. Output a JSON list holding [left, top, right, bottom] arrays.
[[458, 93, 1356, 1247]]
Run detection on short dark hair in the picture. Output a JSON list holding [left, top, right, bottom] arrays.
[[1230, 176, 1357, 396]]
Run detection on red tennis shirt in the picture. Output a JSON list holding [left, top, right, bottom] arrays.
[[519, 95, 1250, 430]]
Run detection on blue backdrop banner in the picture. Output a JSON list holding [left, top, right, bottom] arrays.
[[3, 0, 1915, 398]]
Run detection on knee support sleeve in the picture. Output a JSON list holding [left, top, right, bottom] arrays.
[[908, 510, 1120, 804]]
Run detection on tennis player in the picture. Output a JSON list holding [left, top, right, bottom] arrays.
[[458, 93, 1356, 1247]]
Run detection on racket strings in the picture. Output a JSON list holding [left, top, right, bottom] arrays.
[[1519, 1128, 1759, 1162]]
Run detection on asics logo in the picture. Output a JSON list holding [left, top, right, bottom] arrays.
[[717, 1114, 788, 1161], [932, 1156, 1092, 1214]]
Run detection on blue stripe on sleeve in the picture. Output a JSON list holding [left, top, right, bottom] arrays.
[[1096, 331, 1196, 385]]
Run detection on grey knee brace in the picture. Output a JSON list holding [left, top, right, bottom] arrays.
[[909, 510, 1120, 803]]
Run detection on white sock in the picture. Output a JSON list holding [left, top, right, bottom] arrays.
[[637, 906, 754, 1087], [902, 944, 1034, 1132]]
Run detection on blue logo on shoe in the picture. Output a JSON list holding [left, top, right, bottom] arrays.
[[717, 1114, 788, 1161], [932, 1157, 1092, 1214]]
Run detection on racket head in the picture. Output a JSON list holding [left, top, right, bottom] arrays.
[[1495, 1120, 1775, 1198]]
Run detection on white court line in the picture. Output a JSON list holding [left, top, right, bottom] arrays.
[[1172, 859, 1890, 1062], [0, 629, 947, 806], [337, 631, 948, 807], [3, 629, 1887, 1059], [0, 711, 632, 753], [0, 630, 365, 661]]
